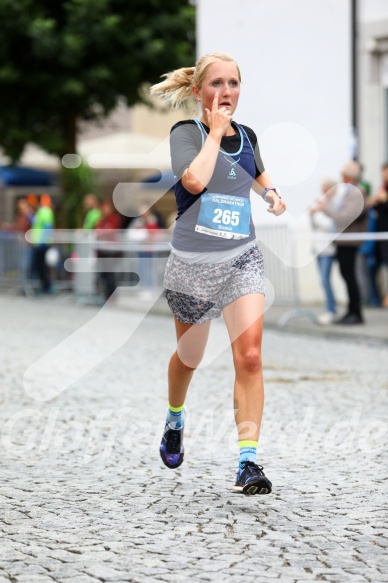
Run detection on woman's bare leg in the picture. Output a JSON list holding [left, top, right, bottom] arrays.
[[223, 294, 272, 493], [168, 317, 211, 407], [222, 294, 265, 442], [160, 317, 211, 469]]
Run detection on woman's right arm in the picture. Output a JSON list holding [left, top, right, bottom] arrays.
[[182, 134, 222, 194], [177, 93, 232, 195]]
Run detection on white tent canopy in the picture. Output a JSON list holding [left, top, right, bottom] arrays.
[[0, 131, 168, 172]]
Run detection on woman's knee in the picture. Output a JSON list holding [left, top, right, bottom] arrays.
[[175, 348, 202, 371], [234, 348, 262, 375]]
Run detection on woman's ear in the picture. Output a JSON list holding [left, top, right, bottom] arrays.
[[192, 86, 200, 101]]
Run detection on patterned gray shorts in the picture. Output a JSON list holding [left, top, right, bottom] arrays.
[[164, 244, 265, 324]]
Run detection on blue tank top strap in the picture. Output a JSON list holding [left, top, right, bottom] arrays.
[[192, 118, 206, 146], [237, 124, 255, 155]]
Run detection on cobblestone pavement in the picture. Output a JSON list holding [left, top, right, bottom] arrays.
[[0, 294, 387, 583]]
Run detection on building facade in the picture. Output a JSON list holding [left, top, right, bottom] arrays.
[[358, 1, 388, 189], [195, 0, 388, 304]]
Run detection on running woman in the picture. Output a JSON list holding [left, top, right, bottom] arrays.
[[150, 53, 286, 495]]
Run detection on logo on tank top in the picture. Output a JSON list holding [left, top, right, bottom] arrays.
[[224, 156, 240, 180]]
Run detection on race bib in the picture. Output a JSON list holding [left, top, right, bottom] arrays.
[[195, 193, 251, 239]]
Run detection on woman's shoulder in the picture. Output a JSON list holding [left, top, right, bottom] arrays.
[[170, 119, 197, 133], [237, 123, 258, 145]]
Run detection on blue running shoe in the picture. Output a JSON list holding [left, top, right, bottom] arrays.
[[232, 461, 272, 495], [159, 423, 184, 469]]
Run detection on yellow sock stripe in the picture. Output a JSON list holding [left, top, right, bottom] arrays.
[[168, 403, 185, 413], [239, 440, 258, 448]]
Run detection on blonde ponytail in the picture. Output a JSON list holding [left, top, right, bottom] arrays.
[[150, 67, 195, 108]]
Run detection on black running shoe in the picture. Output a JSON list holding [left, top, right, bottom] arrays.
[[159, 423, 184, 469], [232, 461, 272, 495]]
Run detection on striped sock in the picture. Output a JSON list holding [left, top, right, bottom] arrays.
[[239, 440, 258, 470], [166, 403, 185, 429]]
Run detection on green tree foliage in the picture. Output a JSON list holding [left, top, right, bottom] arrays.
[[0, 0, 195, 161]]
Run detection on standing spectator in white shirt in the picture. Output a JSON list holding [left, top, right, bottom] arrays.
[[308, 179, 337, 324]]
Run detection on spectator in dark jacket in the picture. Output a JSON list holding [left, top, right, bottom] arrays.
[[366, 162, 388, 308], [317, 161, 367, 325]]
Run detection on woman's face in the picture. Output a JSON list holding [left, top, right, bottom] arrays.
[[194, 60, 240, 118]]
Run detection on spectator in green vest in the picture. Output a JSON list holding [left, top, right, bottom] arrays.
[[30, 194, 55, 294], [83, 194, 102, 230]]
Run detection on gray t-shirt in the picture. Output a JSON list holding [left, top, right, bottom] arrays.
[[170, 119, 265, 253]]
